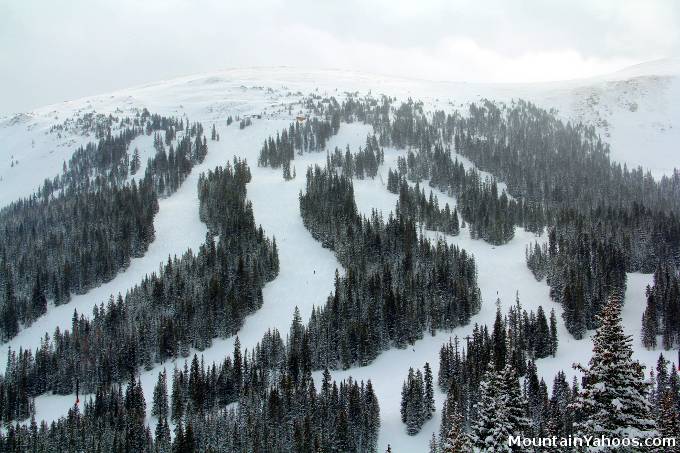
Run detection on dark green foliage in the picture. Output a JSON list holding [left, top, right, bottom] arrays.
[[326, 135, 384, 179], [526, 220, 627, 338], [0, 112, 206, 342], [146, 124, 207, 197], [401, 364, 436, 435], [1, 383, 153, 453], [300, 165, 480, 368], [641, 264, 680, 349], [0, 337, 380, 453], [435, 302, 576, 452], [571, 296, 657, 449], [438, 298, 557, 396], [394, 177, 459, 236], [257, 114, 338, 168], [0, 159, 278, 420]]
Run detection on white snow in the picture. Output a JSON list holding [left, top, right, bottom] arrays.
[[1, 62, 678, 452]]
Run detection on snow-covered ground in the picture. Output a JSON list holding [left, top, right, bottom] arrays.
[[3, 59, 679, 204], [1, 60, 679, 451]]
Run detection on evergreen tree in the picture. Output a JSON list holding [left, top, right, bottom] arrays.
[[498, 363, 530, 450], [534, 306, 551, 358], [442, 402, 470, 453], [401, 367, 429, 435], [470, 363, 510, 452], [155, 416, 171, 452], [572, 296, 658, 451], [171, 368, 184, 424], [492, 306, 506, 371], [130, 147, 141, 175], [658, 390, 680, 452], [152, 369, 169, 420], [549, 309, 558, 357], [424, 362, 436, 419]]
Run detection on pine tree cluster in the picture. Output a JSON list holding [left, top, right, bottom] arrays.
[[435, 299, 558, 449], [1, 329, 381, 452], [650, 355, 680, 450], [145, 122, 208, 197], [360, 96, 678, 336], [0, 111, 204, 342], [436, 296, 659, 452], [400, 363, 435, 435], [0, 159, 278, 421], [257, 115, 339, 168], [326, 135, 384, 179], [299, 165, 481, 368], [449, 101, 679, 333], [404, 143, 519, 245], [391, 176, 460, 236], [642, 264, 680, 349], [239, 117, 252, 129], [526, 221, 627, 339], [257, 94, 397, 173], [438, 300, 558, 394]]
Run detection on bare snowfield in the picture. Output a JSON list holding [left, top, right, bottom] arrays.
[[1, 61, 679, 451]]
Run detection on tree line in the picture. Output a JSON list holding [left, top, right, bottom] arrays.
[[0, 333, 380, 452], [0, 111, 207, 342], [642, 264, 680, 350], [435, 296, 664, 452], [326, 135, 384, 180], [299, 164, 481, 369], [388, 172, 460, 236], [366, 96, 679, 338], [0, 158, 278, 422]]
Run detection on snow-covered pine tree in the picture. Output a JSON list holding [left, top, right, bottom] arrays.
[[572, 295, 658, 451], [442, 401, 471, 453], [492, 306, 507, 371], [152, 368, 168, 419], [401, 367, 428, 435], [499, 363, 531, 451], [171, 367, 184, 424], [124, 377, 149, 451], [534, 306, 551, 358], [429, 433, 438, 453], [364, 380, 381, 451], [407, 370, 426, 435], [425, 362, 436, 419], [469, 361, 511, 452], [657, 390, 680, 452], [130, 147, 141, 175], [525, 360, 548, 436], [401, 368, 414, 424], [154, 415, 171, 452], [282, 158, 292, 180], [549, 308, 558, 357]]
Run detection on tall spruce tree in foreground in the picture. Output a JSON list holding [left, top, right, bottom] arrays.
[[442, 401, 470, 453], [469, 360, 529, 452], [572, 295, 657, 452], [469, 361, 507, 452], [499, 363, 531, 451]]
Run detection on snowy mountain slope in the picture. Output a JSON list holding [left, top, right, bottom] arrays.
[[531, 61, 680, 178], [2, 59, 678, 207], [0, 60, 678, 451]]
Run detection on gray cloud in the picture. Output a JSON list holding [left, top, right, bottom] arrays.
[[0, 0, 677, 114]]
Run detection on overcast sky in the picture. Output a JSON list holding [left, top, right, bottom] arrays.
[[1, 0, 678, 114]]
